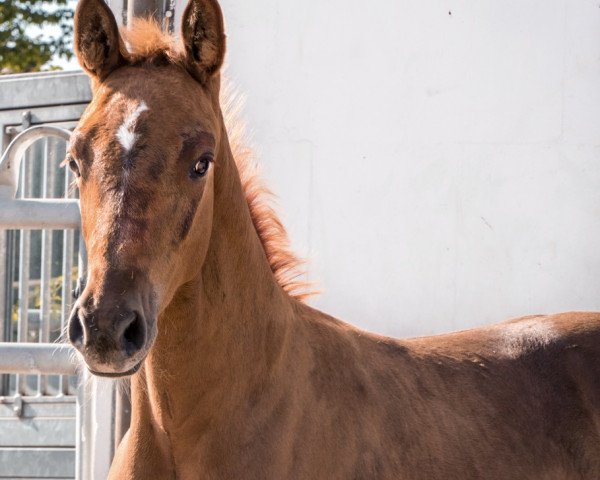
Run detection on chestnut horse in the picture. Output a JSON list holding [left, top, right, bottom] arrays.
[[67, 0, 600, 478]]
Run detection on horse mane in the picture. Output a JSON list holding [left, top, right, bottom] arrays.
[[121, 20, 313, 301]]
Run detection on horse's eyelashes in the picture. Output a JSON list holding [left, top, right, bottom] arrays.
[[67, 155, 81, 178]]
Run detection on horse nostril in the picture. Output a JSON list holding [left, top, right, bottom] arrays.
[[122, 312, 146, 356], [68, 309, 84, 347]]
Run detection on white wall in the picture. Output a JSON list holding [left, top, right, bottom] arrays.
[[219, 0, 600, 337]]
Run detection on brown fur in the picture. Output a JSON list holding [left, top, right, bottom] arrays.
[[124, 19, 311, 299], [68, 1, 600, 479]]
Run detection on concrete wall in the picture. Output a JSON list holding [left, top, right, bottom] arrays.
[[218, 0, 600, 337], [43, 1, 600, 338]]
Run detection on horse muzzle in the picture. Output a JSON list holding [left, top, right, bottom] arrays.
[[67, 274, 157, 377]]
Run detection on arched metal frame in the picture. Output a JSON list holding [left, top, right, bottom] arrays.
[[0, 126, 80, 228]]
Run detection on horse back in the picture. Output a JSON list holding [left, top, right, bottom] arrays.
[[377, 311, 600, 479], [297, 310, 600, 479]]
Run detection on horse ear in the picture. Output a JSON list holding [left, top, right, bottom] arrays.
[[181, 0, 226, 84], [74, 0, 126, 80]]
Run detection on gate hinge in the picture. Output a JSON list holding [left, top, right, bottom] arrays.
[[4, 111, 32, 136]]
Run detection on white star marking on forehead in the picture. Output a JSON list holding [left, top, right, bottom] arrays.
[[116, 101, 149, 153]]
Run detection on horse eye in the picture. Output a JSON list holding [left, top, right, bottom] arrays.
[[67, 157, 81, 178], [190, 153, 213, 178]]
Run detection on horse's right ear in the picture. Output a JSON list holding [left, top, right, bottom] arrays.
[[74, 0, 126, 80], [181, 0, 226, 84]]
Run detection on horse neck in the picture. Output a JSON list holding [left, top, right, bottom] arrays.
[[129, 123, 296, 434]]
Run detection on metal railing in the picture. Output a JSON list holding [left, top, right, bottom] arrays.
[[0, 126, 80, 397], [0, 126, 116, 480]]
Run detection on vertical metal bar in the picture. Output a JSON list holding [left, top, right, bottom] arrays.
[[107, 0, 127, 27], [0, 229, 8, 395], [164, 0, 175, 33], [72, 213, 87, 398], [39, 137, 55, 395], [127, 0, 166, 27], [172, 0, 182, 38], [76, 372, 116, 480], [75, 374, 83, 480], [91, 377, 116, 479], [114, 379, 131, 450], [1, 115, 15, 396], [3, 231, 15, 345], [0, 229, 6, 344], [60, 230, 74, 395], [1, 231, 16, 395], [60, 164, 74, 395], [76, 367, 90, 480], [121, 0, 128, 26], [16, 149, 32, 395], [78, 229, 88, 276]]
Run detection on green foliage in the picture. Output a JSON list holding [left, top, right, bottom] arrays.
[[0, 0, 74, 73]]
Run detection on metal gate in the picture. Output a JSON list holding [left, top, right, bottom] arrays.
[[0, 2, 185, 477], [0, 71, 126, 480]]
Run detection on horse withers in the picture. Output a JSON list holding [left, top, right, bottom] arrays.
[[66, 0, 600, 478]]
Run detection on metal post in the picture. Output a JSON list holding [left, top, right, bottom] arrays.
[[114, 379, 131, 450], [76, 367, 89, 480], [164, 0, 176, 34], [77, 375, 116, 480], [127, 0, 166, 27], [16, 151, 32, 395], [39, 137, 55, 395], [106, 0, 127, 27], [0, 230, 14, 394], [60, 163, 75, 395], [0, 229, 5, 344], [0, 230, 6, 395]]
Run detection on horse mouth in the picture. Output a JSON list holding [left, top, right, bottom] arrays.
[[87, 359, 144, 378]]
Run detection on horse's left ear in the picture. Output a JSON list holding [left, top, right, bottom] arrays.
[[74, 0, 126, 80], [181, 0, 226, 84]]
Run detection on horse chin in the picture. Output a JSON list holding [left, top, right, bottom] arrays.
[[87, 359, 144, 378], [85, 358, 145, 378]]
